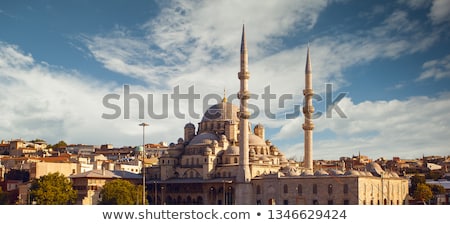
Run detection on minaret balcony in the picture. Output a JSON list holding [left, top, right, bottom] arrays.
[[238, 71, 250, 79], [238, 91, 250, 100], [239, 111, 251, 119], [302, 123, 315, 130], [302, 106, 315, 114], [303, 89, 314, 96]]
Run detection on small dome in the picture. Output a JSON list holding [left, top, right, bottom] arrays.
[[189, 132, 219, 145], [283, 166, 300, 176], [259, 155, 270, 162], [314, 169, 329, 176], [366, 162, 384, 176], [184, 122, 195, 129], [201, 102, 239, 123], [344, 170, 361, 176], [328, 169, 345, 176], [249, 134, 267, 146], [225, 145, 240, 155], [204, 147, 212, 155], [301, 169, 314, 176]]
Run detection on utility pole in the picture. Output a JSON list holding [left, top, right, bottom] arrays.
[[139, 122, 149, 205]]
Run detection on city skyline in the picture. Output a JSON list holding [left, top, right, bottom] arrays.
[[0, 0, 449, 160]]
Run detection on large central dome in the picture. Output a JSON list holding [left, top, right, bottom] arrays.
[[201, 101, 239, 124]]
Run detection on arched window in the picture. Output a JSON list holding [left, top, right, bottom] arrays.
[[256, 185, 261, 194], [297, 184, 302, 195], [328, 184, 333, 194], [313, 184, 317, 194], [283, 184, 288, 193], [343, 184, 349, 194]]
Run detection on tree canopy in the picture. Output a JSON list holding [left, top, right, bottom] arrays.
[[413, 183, 433, 204], [30, 172, 77, 205], [99, 179, 145, 205]]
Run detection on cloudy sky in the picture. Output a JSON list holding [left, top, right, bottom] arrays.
[[1, 0, 449, 160]]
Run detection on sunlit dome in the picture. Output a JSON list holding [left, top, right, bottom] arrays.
[[201, 101, 239, 123], [188, 132, 219, 145]]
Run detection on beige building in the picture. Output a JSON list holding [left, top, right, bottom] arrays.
[[69, 169, 141, 205], [143, 26, 409, 205]]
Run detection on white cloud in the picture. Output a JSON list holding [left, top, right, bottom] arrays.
[[77, 1, 447, 159], [0, 42, 188, 146], [417, 54, 450, 81], [281, 93, 450, 160], [82, 0, 330, 85], [397, 0, 432, 9], [428, 0, 450, 24], [3, 0, 447, 161]]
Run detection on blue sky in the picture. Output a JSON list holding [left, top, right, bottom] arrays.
[[0, 0, 449, 160]]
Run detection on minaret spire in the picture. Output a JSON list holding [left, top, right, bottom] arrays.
[[236, 24, 252, 204], [303, 46, 315, 172], [240, 24, 248, 72]]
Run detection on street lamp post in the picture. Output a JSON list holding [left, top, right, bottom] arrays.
[[139, 122, 149, 205]]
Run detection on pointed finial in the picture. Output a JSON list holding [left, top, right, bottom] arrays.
[[222, 88, 227, 103], [241, 24, 246, 53], [305, 45, 312, 74]]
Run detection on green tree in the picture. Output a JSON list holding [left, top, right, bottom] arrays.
[[99, 179, 145, 205], [30, 172, 77, 205], [429, 184, 446, 195], [413, 183, 433, 204], [30, 139, 46, 143], [409, 173, 426, 195]]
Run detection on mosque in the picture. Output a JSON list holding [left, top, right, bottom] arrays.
[[145, 25, 409, 205]]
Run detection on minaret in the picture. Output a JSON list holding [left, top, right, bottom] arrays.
[[236, 24, 252, 204], [302, 46, 315, 171]]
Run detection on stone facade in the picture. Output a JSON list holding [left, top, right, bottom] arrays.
[[143, 26, 409, 205]]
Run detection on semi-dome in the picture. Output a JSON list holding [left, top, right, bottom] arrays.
[[249, 134, 267, 146], [201, 101, 239, 123], [188, 132, 219, 145]]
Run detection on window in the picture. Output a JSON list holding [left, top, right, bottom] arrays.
[[313, 200, 319, 205], [344, 200, 349, 205], [328, 200, 333, 205], [343, 184, 349, 194], [283, 199, 289, 205], [283, 184, 288, 193], [313, 184, 317, 194], [297, 184, 302, 195], [328, 184, 333, 194], [256, 185, 261, 195]]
